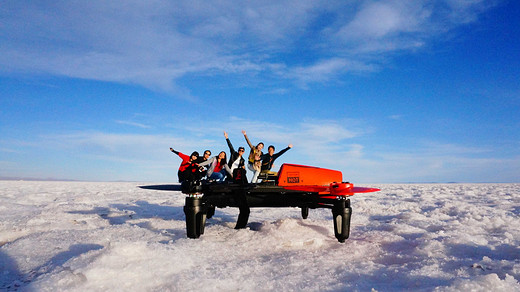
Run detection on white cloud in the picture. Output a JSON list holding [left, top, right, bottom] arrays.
[[366, 152, 520, 183], [444, 0, 498, 24], [389, 115, 402, 120], [0, 0, 499, 95], [1, 116, 517, 182], [284, 58, 377, 86], [336, 1, 430, 40], [0, 117, 362, 180], [0, 148, 20, 153], [115, 120, 152, 129]]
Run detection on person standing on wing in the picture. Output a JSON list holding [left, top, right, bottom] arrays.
[[224, 131, 246, 174], [242, 130, 263, 183], [260, 144, 293, 176]]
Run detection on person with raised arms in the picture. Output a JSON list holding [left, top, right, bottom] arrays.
[[260, 144, 293, 176], [170, 148, 201, 183], [242, 130, 263, 183]]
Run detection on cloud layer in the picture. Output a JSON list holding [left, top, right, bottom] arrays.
[[0, 0, 498, 96], [2, 117, 517, 182]]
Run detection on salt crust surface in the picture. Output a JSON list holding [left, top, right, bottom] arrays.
[[1, 181, 519, 291]]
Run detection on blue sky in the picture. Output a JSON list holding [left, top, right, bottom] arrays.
[[1, 0, 519, 183]]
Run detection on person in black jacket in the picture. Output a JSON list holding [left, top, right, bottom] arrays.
[[195, 150, 212, 177], [224, 131, 246, 174], [260, 144, 292, 174], [195, 150, 212, 164]]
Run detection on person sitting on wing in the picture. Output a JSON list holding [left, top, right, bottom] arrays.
[[242, 130, 263, 183], [198, 151, 233, 182], [224, 131, 246, 175], [170, 148, 202, 182], [195, 150, 212, 164], [195, 149, 212, 177], [260, 144, 293, 176]]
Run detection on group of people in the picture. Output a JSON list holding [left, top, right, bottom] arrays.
[[170, 130, 292, 184]]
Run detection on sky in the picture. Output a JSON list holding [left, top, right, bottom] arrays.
[[0, 0, 519, 183]]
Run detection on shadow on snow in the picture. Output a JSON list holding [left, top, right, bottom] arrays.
[[1, 244, 103, 291]]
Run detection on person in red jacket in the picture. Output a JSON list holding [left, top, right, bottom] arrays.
[[170, 148, 201, 182]]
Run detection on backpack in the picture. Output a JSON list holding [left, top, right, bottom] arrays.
[[233, 168, 248, 184]]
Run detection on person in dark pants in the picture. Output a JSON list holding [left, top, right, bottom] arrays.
[[170, 148, 201, 182], [198, 151, 233, 182], [224, 132, 246, 173], [224, 131, 247, 184], [260, 144, 293, 175]]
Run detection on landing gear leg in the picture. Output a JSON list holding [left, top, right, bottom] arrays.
[[233, 190, 250, 229], [235, 206, 250, 229], [207, 205, 216, 219], [332, 199, 352, 243], [184, 197, 207, 238], [301, 206, 309, 219]]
